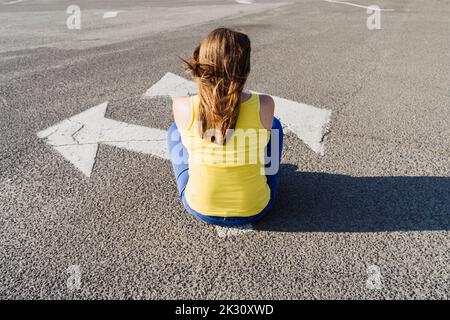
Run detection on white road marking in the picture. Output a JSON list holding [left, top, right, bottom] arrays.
[[145, 72, 197, 100], [3, 0, 23, 5], [103, 11, 120, 19], [37, 102, 167, 177], [38, 72, 331, 177], [144, 72, 332, 155], [251, 90, 332, 155], [215, 224, 253, 238], [38, 74, 330, 237], [323, 0, 394, 11], [235, 0, 255, 4]]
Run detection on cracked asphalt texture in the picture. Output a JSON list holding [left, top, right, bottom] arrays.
[[0, 0, 449, 299]]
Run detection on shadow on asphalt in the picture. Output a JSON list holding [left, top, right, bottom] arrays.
[[254, 164, 450, 233]]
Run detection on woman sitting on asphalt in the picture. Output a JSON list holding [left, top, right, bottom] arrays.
[[167, 27, 283, 226]]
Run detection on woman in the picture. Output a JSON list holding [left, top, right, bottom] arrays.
[[167, 27, 283, 226]]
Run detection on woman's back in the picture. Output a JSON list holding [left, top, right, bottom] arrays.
[[179, 93, 271, 217], [168, 27, 282, 226]]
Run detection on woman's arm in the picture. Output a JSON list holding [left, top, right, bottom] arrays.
[[259, 95, 275, 130]]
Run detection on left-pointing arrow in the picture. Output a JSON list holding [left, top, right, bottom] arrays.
[[37, 102, 168, 177]]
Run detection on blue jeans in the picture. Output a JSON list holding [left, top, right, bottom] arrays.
[[167, 118, 284, 226]]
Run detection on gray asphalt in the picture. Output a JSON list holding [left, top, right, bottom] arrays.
[[0, 0, 449, 299]]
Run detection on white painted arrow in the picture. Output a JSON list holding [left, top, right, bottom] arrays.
[[38, 73, 331, 177], [37, 102, 167, 177], [215, 224, 253, 238], [144, 72, 332, 155]]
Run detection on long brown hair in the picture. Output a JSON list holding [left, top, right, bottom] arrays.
[[182, 27, 251, 144]]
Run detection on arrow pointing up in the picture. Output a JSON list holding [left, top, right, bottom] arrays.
[[37, 102, 167, 177], [144, 72, 332, 155]]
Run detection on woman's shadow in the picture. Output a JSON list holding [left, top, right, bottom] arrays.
[[255, 164, 450, 233]]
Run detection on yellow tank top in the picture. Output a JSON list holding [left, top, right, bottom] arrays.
[[180, 93, 271, 217]]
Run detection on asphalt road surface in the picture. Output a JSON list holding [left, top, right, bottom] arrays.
[[1, 0, 449, 299]]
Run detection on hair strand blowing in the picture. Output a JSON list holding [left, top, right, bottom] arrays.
[[181, 27, 251, 144]]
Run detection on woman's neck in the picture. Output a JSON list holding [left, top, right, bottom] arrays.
[[240, 91, 252, 103]]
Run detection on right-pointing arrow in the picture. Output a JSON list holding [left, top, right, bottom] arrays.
[[144, 72, 332, 155], [38, 73, 332, 178], [265, 94, 332, 155]]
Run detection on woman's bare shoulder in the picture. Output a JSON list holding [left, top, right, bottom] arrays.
[[172, 96, 191, 109], [172, 96, 192, 130], [258, 94, 275, 130]]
